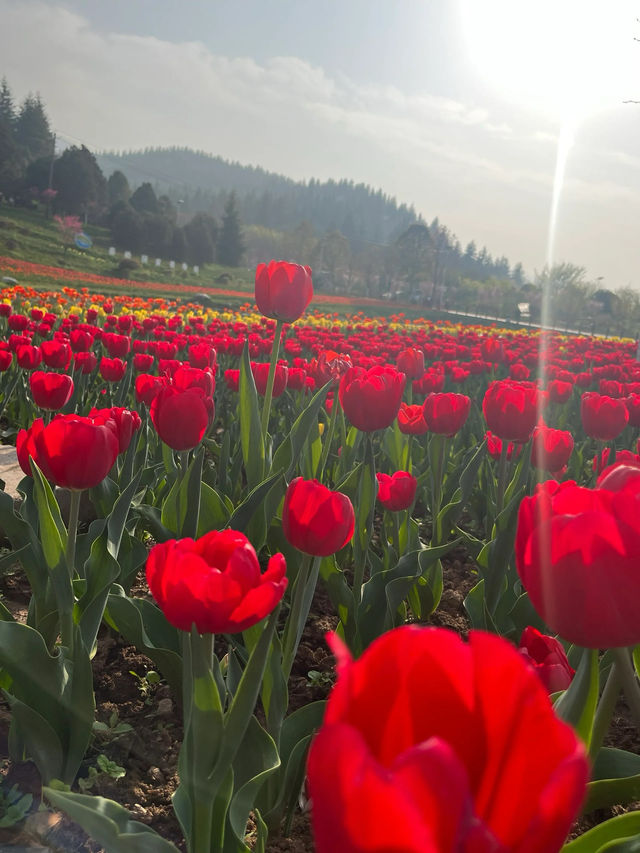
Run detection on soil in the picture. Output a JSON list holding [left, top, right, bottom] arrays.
[[0, 550, 637, 851]]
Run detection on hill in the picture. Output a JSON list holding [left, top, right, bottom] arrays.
[[96, 147, 419, 245]]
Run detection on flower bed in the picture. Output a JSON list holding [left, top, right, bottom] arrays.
[[0, 265, 638, 851]]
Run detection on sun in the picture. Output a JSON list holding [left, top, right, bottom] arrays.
[[458, 0, 638, 120]]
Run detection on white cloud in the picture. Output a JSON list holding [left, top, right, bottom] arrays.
[[1, 0, 639, 288]]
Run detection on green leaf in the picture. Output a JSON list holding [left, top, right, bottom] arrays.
[[272, 381, 331, 479], [239, 342, 265, 488], [555, 647, 599, 748], [106, 592, 182, 695], [43, 788, 180, 853], [4, 692, 64, 782], [562, 812, 640, 852], [227, 471, 282, 534], [77, 528, 122, 654], [107, 470, 143, 559], [197, 483, 231, 537], [133, 504, 174, 543], [30, 458, 67, 571], [226, 717, 280, 852], [161, 447, 204, 538], [585, 748, 640, 812]]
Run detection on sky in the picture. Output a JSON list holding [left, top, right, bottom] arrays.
[[1, 0, 640, 290]]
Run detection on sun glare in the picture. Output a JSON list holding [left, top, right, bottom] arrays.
[[459, 0, 638, 120]]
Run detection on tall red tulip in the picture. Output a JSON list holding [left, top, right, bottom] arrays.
[[146, 529, 287, 634], [339, 365, 405, 432], [397, 403, 429, 435], [282, 478, 355, 556], [307, 627, 587, 853], [530, 424, 574, 474], [255, 260, 313, 323], [396, 347, 424, 380]]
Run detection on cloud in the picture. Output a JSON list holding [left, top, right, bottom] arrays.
[[1, 0, 639, 288]]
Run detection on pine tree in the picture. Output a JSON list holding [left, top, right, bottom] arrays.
[[0, 78, 15, 127], [15, 93, 53, 162], [217, 192, 245, 267]]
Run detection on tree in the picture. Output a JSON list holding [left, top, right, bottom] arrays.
[[14, 93, 53, 162], [0, 78, 15, 128], [110, 204, 144, 253], [184, 212, 218, 265], [217, 192, 245, 267], [53, 145, 106, 219], [107, 170, 130, 207], [396, 223, 433, 297], [130, 182, 159, 215]]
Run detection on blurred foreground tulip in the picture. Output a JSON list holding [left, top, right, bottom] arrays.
[[307, 627, 587, 853]]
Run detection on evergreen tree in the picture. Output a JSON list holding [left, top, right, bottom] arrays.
[[0, 77, 15, 127], [110, 204, 144, 253], [184, 212, 218, 265], [15, 93, 53, 162], [217, 192, 245, 266], [107, 170, 131, 207], [130, 182, 159, 215], [52, 145, 106, 218]]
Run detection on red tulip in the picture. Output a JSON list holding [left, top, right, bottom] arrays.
[[251, 362, 288, 397], [135, 373, 165, 406], [592, 447, 640, 476], [255, 260, 313, 322], [188, 343, 216, 370], [547, 380, 573, 405], [518, 627, 575, 693], [282, 478, 355, 556], [224, 369, 240, 392], [339, 366, 405, 432], [516, 478, 640, 648], [531, 425, 574, 474], [580, 392, 629, 440], [90, 406, 142, 453], [376, 471, 417, 511], [397, 403, 429, 435], [133, 353, 155, 372], [173, 365, 215, 398], [310, 350, 353, 388], [16, 345, 42, 370], [486, 431, 520, 461], [422, 393, 470, 437], [396, 347, 424, 380], [99, 357, 127, 382], [307, 627, 588, 853], [103, 332, 130, 359], [150, 385, 213, 450], [41, 339, 71, 369], [482, 380, 539, 443], [146, 529, 287, 634], [0, 350, 12, 371], [74, 351, 97, 374], [17, 414, 119, 489], [29, 371, 74, 411]]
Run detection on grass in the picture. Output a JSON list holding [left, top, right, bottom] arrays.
[[0, 203, 254, 294]]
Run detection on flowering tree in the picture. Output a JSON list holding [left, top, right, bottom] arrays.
[[53, 214, 82, 253]]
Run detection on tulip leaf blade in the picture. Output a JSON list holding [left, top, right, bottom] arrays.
[[226, 716, 280, 852], [161, 447, 204, 538], [585, 748, 640, 812], [197, 482, 231, 537], [272, 381, 330, 479], [555, 647, 599, 748], [43, 787, 180, 853], [561, 812, 640, 852]]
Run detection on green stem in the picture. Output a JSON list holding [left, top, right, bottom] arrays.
[[495, 440, 509, 516], [590, 661, 622, 761], [317, 390, 340, 483], [430, 434, 448, 545], [65, 489, 81, 580], [353, 433, 376, 605], [612, 646, 640, 728], [260, 318, 285, 439], [392, 510, 401, 559]]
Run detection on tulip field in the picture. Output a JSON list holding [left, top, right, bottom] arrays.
[[1, 263, 640, 851]]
